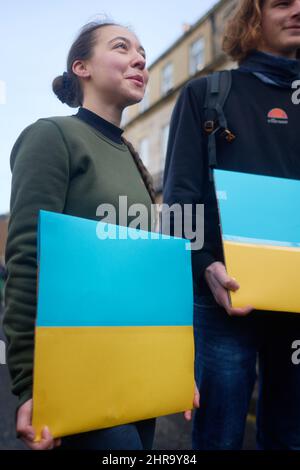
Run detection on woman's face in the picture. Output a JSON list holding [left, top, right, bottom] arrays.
[[260, 0, 300, 58], [80, 25, 149, 108]]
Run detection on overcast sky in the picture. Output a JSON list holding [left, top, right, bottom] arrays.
[[0, 0, 218, 214]]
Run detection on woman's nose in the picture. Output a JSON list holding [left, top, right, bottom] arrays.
[[131, 51, 146, 70]]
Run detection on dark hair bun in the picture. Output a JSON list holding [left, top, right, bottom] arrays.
[[52, 73, 80, 108]]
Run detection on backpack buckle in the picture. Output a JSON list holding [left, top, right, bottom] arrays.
[[220, 128, 236, 142], [204, 120, 215, 134]]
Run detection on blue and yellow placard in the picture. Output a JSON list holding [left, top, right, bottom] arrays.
[[215, 169, 300, 313], [32, 210, 194, 440]]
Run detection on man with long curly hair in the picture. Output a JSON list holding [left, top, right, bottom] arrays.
[[164, 0, 300, 450]]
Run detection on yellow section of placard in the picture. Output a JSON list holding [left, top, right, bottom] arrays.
[[224, 241, 300, 313], [32, 325, 194, 440]]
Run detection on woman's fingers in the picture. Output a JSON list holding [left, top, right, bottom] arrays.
[[16, 399, 57, 450], [37, 426, 55, 449], [22, 426, 55, 450], [17, 425, 35, 442], [20, 425, 57, 450], [16, 399, 37, 448], [16, 399, 34, 441]]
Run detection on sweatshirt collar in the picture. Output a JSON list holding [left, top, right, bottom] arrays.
[[75, 107, 124, 144]]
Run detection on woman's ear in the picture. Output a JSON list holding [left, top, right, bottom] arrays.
[[72, 60, 90, 79]]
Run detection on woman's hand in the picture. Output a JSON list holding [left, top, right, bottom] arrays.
[[205, 261, 253, 316], [16, 399, 61, 450], [184, 384, 200, 421]]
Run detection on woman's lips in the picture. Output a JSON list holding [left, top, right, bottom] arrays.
[[127, 76, 144, 87]]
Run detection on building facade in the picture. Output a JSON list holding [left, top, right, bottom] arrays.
[[124, 0, 238, 199]]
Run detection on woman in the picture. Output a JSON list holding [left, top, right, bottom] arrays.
[[163, 0, 300, 450], [4, 20, 158, 451]]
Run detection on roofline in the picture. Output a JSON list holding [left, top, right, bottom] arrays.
[[147, 0, 226, 71]]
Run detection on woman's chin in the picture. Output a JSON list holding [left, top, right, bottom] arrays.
[[124, 93, 144, 107]]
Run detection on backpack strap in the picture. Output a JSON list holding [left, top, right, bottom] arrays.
[[203, 70, 235, 180]]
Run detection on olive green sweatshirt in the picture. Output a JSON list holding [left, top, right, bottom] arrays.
[[3, 115, 153, 408]]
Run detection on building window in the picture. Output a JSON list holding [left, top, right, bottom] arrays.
[[139, 138, 149, 167], [161, 62, 173, 95], [189, 37, 205, 76], [161, 124, 170, 170], [139, 86, 149, 113]]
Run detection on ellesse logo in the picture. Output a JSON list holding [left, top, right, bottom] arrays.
[[267, 108, 288, 125]]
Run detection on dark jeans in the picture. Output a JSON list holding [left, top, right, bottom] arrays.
[[193, 294, 300, 450], [58, 418, 156, 450]]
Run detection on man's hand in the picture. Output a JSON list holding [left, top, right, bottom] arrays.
[[184, 384, 200, 421], [205, 262, 253, 316]]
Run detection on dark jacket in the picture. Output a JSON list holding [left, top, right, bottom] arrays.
[[163, 69, 300, 296]]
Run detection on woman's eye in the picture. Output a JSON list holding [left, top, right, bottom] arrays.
[[115, 43, 128, 50]]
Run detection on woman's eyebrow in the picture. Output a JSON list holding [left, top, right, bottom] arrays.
[[108, 36, 146, 55]]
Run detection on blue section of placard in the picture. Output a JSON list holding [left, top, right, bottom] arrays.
[[214, 170, 300, 245], [37, 210, 193, 327]]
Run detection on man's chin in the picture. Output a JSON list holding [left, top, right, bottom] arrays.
[[284, 36, 300, 49], [277, 42, 300, 57]]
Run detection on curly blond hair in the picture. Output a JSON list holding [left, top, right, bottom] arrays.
[[223, 0, 300, 63]]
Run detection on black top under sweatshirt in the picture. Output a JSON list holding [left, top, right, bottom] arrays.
[[163, 69, 300, 296], [75, 107, 124, 144]]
